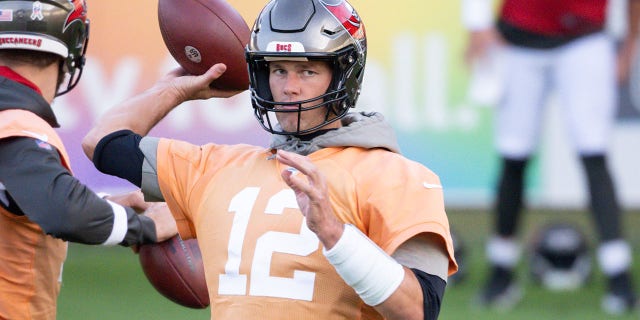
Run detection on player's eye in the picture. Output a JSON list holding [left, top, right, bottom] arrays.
[[271, 68, 286, 76], [302, 70, 317, 77]]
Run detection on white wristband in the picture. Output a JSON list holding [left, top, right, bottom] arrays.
[[323, 224, 405, 306]]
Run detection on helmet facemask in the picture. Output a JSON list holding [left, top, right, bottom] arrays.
[[56, 20, 89, 96]]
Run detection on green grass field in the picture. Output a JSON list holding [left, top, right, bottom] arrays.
[[57, 209, 640, 319]]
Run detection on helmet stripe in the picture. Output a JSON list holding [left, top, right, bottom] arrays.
[[0, 34, 68, 57], [64, 0, 88, 31]]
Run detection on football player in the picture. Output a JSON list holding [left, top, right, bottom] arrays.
[[0, 1, 177, 319], [82, 0, 458, 319], [462, 0, 640, 314]]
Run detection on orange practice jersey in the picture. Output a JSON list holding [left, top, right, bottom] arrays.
[[0, 110, 70, 320], [155, 139, 457, 320]]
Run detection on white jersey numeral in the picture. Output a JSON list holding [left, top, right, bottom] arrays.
[[218, 187, 319, 301], [218, 187, 257, 295]]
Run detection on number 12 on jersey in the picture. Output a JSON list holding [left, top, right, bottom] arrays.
[[218, 187, 320, 301]]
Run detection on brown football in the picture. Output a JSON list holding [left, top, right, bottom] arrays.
[[157, 0, 250, 90], [138, 235, 209, 309]]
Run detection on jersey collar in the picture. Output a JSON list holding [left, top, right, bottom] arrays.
[[0, 66, 43, 95]]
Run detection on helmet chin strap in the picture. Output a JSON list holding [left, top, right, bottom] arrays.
[[294, 104, 337, 136]]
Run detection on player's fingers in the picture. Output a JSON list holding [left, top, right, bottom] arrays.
[[281, 167, 309, 193], [196, 64, 226, 92], [196, 63, 246, 99], [276, 150, 316, 177], [174, 64, 226, 101], [106, 190, 150, 213], [275, 149, 296, 166], [277, 150, 327, 191], [144, 202, 178, 242], [204, 63, 227, 79]]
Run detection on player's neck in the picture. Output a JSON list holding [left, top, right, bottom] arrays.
[[2, 63, 58, 102]]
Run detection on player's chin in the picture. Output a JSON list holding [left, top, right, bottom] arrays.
[[278, 124, 301, 134], [275, 115, 299, 131]]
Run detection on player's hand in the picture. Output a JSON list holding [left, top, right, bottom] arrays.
[[103, 189, 149, 213], [276, 150, 344, 249], [142, 202, 178, 243], [155, 63, 243, 104], [616, 36, 638, 83], [465, 28, 502, 66]]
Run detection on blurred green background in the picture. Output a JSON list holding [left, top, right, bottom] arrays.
[[57, 208, 640, 320]]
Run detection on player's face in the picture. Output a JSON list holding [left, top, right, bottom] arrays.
[[268, 60, 335, 133]]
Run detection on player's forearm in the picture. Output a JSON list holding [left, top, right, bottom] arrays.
[[323, 225, 424, 319], [319, 226, 428, 319], [0, 144, 157, 246], [373, 268, 425, 320], [82, 85, 180, 160]]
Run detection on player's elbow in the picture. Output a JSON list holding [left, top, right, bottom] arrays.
[[81, 131, 99, 161]]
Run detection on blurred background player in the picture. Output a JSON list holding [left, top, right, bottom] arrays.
[[461, 0, 640, 315], [0, 1, 177, 319], [82, 0, 458, 319]]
